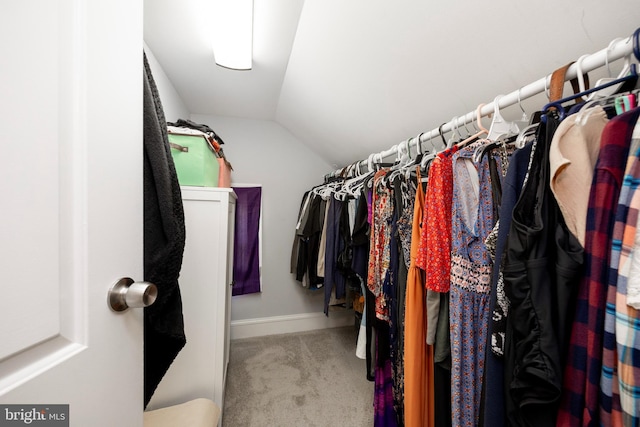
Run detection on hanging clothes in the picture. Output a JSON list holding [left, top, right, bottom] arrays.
[[368, 170, 393, 321], [549, 106, 608, 247], [599, 127, 640, 425], [316, 197, 330, 281], [324, 196, 346, 314], [143, 53, 187, 407], [418, 148, 457, 427], [292, 191, 315, 287], [232, 186, 262, 296], [352, 191, 374, 377], [388, 189, 403, 425], [404, 166, 434, 427], [434, 291, 452, 427], [375, 321, 399, 427], [392, 175, 412, 426], [613, 131, 640, 425], [557, 107, 640, 427], [482, 141, 533, 427], [291, 32, 640, 427], [369, 170, 400, 426], [449, 141, 504, 427], [418, 147, 458, 293], [502, 111, 584, 427]]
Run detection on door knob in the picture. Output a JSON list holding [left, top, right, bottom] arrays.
[[108, 277, 158, 312]]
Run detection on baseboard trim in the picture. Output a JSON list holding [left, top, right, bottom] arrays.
[[230, 310, 355, 340]]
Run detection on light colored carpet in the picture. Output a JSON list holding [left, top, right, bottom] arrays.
[[222, 326, 374, 427]]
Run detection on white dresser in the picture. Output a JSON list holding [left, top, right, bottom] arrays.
[[147, 187, 236, 426]]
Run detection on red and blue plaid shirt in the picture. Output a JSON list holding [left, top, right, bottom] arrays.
[[557, 108, 640, 427]]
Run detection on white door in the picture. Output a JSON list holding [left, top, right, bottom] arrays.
[[0, 1, 144, 425]]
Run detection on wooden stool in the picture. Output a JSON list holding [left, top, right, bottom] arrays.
[[144, 398, 221, 427]]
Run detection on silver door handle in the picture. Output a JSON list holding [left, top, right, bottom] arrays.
[[108, 277, 158, 312]]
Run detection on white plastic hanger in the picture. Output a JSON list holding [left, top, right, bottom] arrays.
[[459, 117, 473, 139], [387, 139, 410, 181], [457, 104, 489, 147], [405, 134, 423, 180], [514, 123, 538, 149], [447, 116, 464, 147], [486, 95, 520, 141], [421, 132, 438, 169], [576, 38, 631, 103], [585, 38, 632, 101]]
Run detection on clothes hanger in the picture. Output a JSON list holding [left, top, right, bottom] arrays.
[[584, 38, 631, 101], [513, 87, 531, 130], [447, 116, 465, 147], [541, 63, 638, 122], [387, 139, 412, 181], [614, 93, 636, 114], [542, 28, 640, 121], [574, 54, 590, 95], [342, 166, 372, 198], [434, 123, 447, 148], [313, 180, 341, 199], [415, 132, 423, 158], [472, 93, 524, 162], [514, 122, 539, 149], [457, 104, 489, 146], [420, 132, 438, 169], [544, 73, 551, 102], [473, 95, 520, 163], [406, 133, 424, 180], [486, 95, 520, 141], [634, 26, 640, 63], [460, 116, 473, 139], [574, 82, 634, 126]]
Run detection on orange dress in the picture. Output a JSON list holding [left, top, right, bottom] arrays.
[[403, 167, 435, 427]]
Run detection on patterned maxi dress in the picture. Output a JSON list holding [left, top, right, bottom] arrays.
[[369, 170, 398, 426], [449, 142, 498, 427]]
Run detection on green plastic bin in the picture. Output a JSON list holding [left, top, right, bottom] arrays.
[[169, 133, 220, 187]]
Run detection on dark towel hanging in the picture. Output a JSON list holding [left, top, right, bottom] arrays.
[[143, 52, 187, 408]]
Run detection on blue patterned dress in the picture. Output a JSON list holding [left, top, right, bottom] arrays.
[[449, 142, 500, 427]]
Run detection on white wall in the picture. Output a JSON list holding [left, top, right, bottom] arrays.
[[190, 114, 338, 324], [143, 42, 190, 123]]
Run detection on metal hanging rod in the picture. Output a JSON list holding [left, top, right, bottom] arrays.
[[327, 29, 639, 180]]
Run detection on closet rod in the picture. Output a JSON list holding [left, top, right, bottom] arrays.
[[328, 30, 637, 179]]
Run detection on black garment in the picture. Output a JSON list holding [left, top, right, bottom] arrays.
[[302, 194, 325, 289], [365, 286, 376, 381], [388, 189, 404, 426], [167, 118, 225, 144], [324, 197, 346, 314], [351, 191, 373, 380], [392, 176, 407, 427], [434, 292, 452, 427], [351, 191, 370, 249], [291, 192, 324, 289], [143, 53, 187, 407], [483, 142, 534, 427], [291, 192, 309, 279], [337, 196, 357, 291], [502, 114, 584, 426]]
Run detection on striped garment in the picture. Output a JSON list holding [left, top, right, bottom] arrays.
[[599, 136, 640, 425], [557, 108, 640, 427], [614, 122, 640, 425]]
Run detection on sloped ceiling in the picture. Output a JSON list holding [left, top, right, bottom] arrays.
[[144, 0, 640, 168]]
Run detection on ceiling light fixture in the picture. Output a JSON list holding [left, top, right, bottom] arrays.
[[212, 0, 254, 71]]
